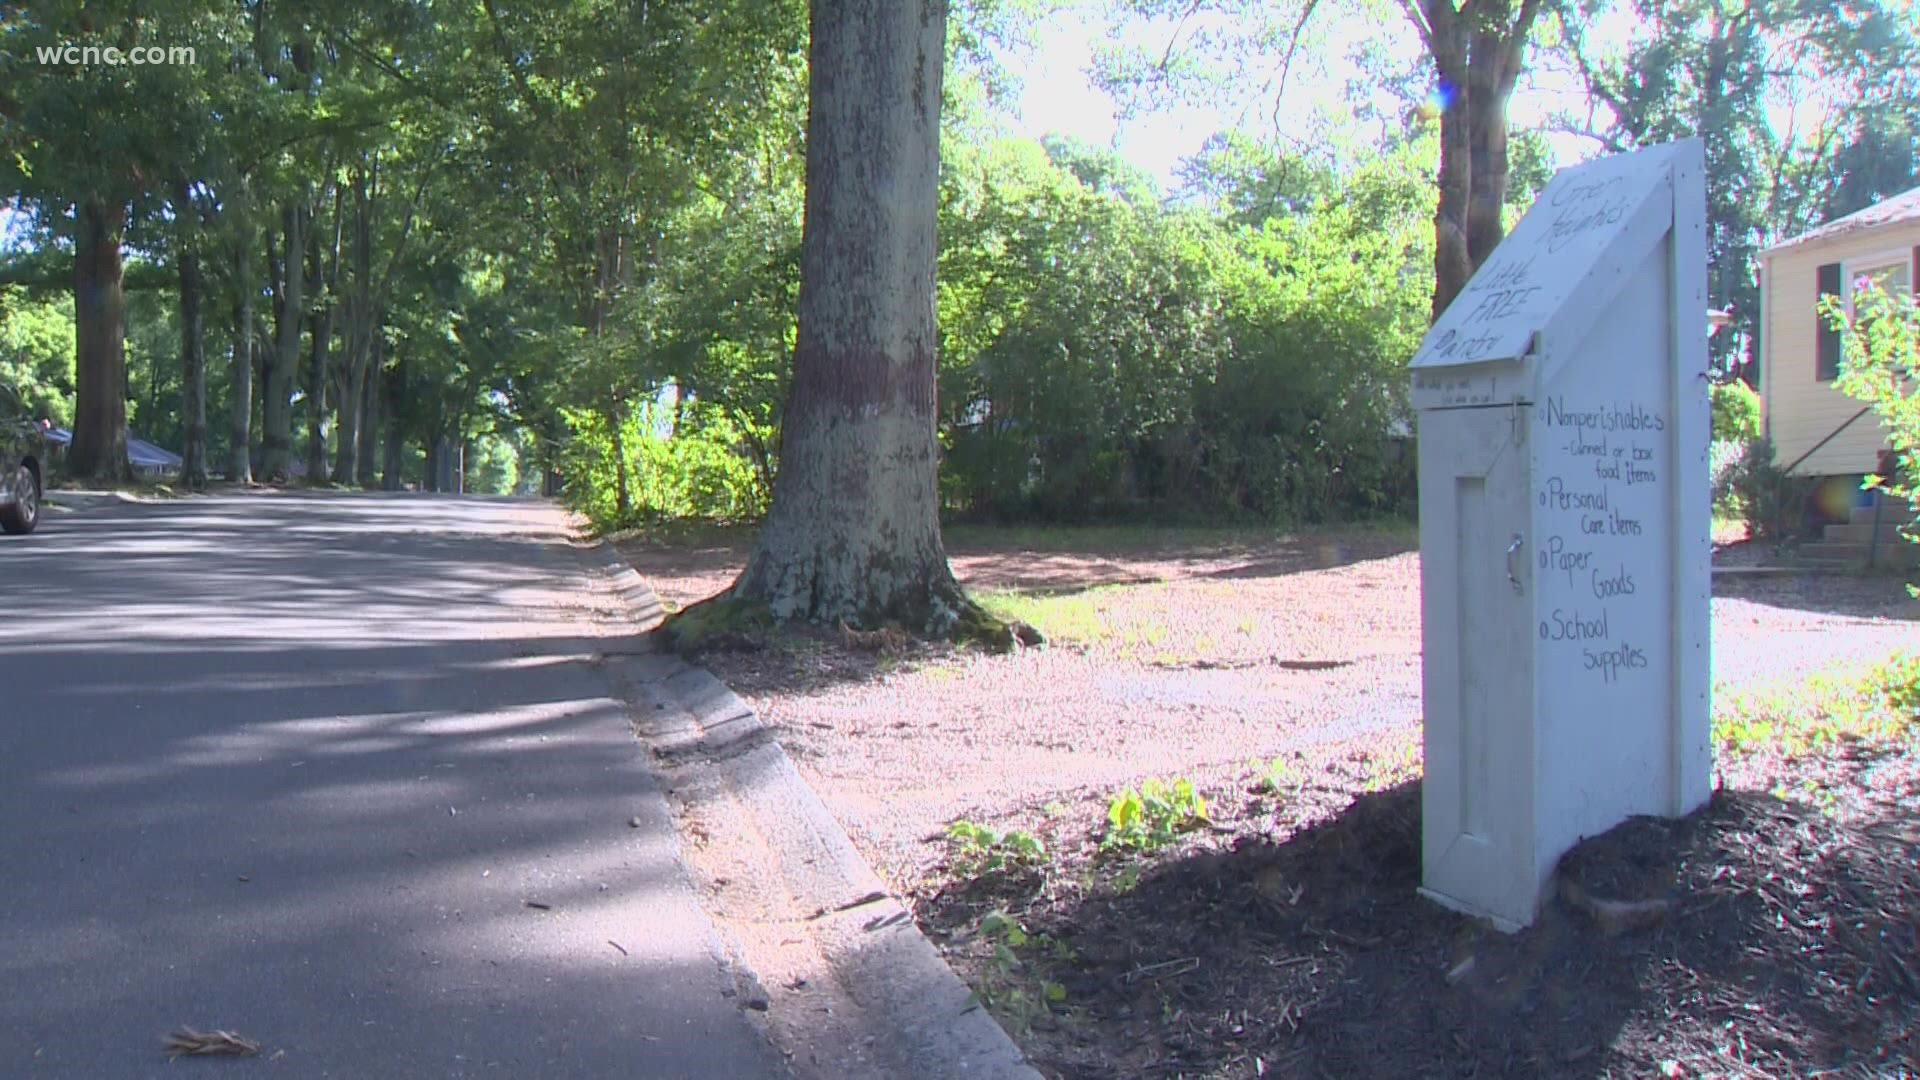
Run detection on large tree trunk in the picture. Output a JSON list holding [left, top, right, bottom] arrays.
[[305, 189, 340, 485], [71, 198, 132, 482], [336, 171, 374, 484], [1412, 0, 1540, 320], [334, 352, 365, 482], [228, 240, 254, 483], [262, 202, 307, 482], [356, 328, 381, 487], [380, 356, 404, 491], [1465, 0, 1538, 267], [712, 0, 972, 634], [176, 237, 208, 490], [1463, 42, 1510, 267], [1421, 0, 1474, 320]]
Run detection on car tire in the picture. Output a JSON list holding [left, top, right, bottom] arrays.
[[1, 463, 39, 535]]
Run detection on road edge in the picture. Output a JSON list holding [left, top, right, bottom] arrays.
[[573, 537, 1044, 1080]]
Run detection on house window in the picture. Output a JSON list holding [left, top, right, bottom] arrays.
[[1816, 262, 1841, 380], [1849, 255, 1913, 315], [1819, 254, 1916, 381]]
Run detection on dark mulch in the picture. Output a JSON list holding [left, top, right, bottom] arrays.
[[921, 780, 1920, 1079]]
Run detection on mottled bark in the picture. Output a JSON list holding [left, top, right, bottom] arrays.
[[717, 0, 970, 632], [262, 202, 307, 482], [424, 437, 441, 493], [1430, 19, 1473, 320], [228, 240, 254, 483], [356, 329, 381, 487], [1465, 0, 1538, 268], [306, 187, 341, 484], [380, 358, 404, 491], [176, 241, 208, 490], [1411, 0, 1540, 319], [335, 170, 376, 484], [71, 198, 132, 482]]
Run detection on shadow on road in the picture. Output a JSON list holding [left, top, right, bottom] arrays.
[[0, 493, 779, 1077]]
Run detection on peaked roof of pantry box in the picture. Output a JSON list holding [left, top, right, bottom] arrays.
[[1763, 183, 1920, 254]]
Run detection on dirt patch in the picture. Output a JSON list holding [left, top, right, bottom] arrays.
[[916, 767, 1920, 1079], [614, 526, 1917, 886], [612, 523, 1920, 1076]]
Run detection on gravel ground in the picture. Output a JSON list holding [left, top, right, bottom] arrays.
[[614, 528, 1920, 893]]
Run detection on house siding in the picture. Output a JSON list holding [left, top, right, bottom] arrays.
[[1761, 218, 1920, 477]]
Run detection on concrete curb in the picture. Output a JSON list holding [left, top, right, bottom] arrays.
[[574, 538, 1044, 1080]]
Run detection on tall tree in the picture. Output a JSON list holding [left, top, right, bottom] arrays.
[[227, 215, 258, 484], [171, 178, 209, 489], [671, 0, 1012, 643], [70, 197, 131, 480], [1557, 0, 1920, 379], [1095, 0, 1541, 319], [261, 200, 308, 481], [1407, 0, 1542, 316]]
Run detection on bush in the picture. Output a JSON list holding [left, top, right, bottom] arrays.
[[1827, 284, 1919, 592], [1728, 436, 1812, 542], [559, 399, 768, 533], [1710, 380, 1761, 443], [1710, 438, 1748, 516], [935, 135, 1429, 523]]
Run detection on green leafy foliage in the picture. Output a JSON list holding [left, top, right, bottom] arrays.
[[945, 819, 1048, 880], [1727, 436, 1813, 543], [970, 908, 1075, 1035], [1259, 756, 1296, 797], [560, 398, 767, 532], [1558, 0, 1920, 377], [1827, 285, 1920, 592], [1716, 651, 1920, 758], [0, 288, 76, 426], [936, 134, 1427, 524], [1710, 381, 1761, 443], [1103, 777, 1210, 850]]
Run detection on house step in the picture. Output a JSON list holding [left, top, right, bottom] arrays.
[[1849, 500, 1915, 526], [1823, 522, 1917, 544], [1796, 540, 1920, 568]]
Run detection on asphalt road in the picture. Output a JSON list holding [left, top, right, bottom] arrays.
[[0, 492, 787, 1079]]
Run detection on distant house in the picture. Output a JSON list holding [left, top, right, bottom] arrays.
[[43, 428, 184, 479], [1755, 186, 1919, 484]]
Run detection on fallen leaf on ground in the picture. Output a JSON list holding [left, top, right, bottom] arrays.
[[162, 1028, 261, 1057]]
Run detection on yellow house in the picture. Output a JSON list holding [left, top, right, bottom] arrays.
[[1756, 185, 1919, 480]]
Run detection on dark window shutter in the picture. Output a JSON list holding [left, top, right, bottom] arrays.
[[1816, 261, 1842, 381], [1912, 246, 1919, 294]]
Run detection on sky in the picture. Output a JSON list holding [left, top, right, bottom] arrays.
[[1, 10, 1837, 249], [998, 7, 1632, 188], [999, 5, 1833, 199]]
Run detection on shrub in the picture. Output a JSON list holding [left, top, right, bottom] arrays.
[[1826, 284, 1919, 592], [1709, 380, 1761, 443], [1728, 436, 1812, 542], [1710, 438, 1748, 516], [559, 398, 768, 533]]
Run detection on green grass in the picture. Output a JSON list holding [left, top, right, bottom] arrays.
[[942, 517, 1416, 557], [973, 583, 1184, 655], [974, 587, 1118, 645], [603, 518, 756, 550], [1714, 651, 1920, 757]]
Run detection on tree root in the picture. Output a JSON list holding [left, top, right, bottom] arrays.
[[658, 586, 1043, 659]]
